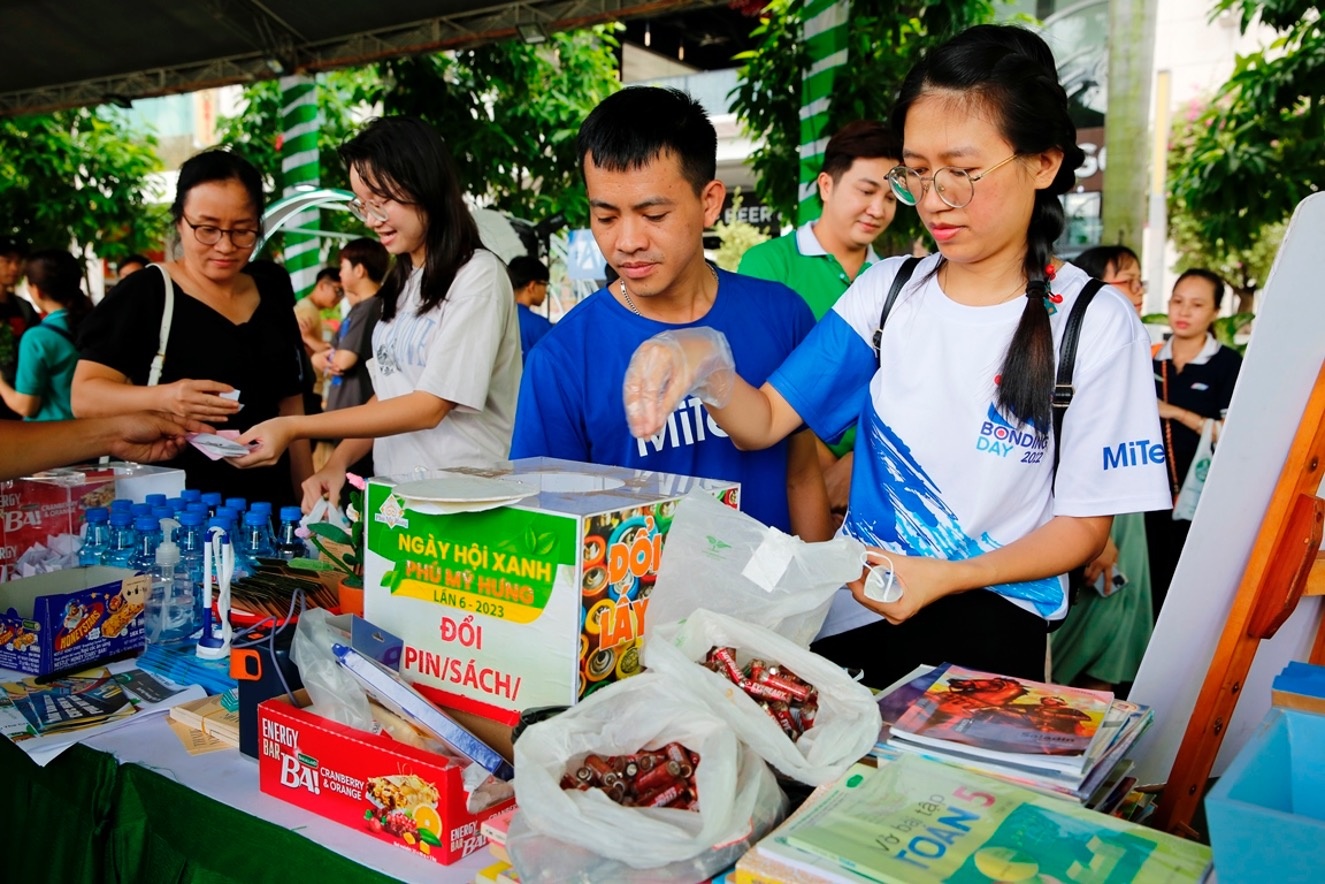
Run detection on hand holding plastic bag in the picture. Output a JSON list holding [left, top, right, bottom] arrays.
[[647, 491, 866, 647], [508, 672, 786, 883], [623, 327, 735, 438], [646, 609, 882, 786]]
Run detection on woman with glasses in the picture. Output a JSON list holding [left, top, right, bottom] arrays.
[[232, 116, 521, 510], [73, 149, 310, 504], [621, 25, 1169, 688]]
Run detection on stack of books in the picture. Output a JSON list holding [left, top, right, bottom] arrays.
[[873, 664, 1151, 813], [737, 757, 1211, 883]]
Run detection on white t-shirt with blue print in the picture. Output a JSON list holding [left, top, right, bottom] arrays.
[[768, 254, 1172, 637]]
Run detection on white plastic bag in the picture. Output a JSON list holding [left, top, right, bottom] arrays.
[[648, 491, 865, 647], [646, 609, 882, 786], [508, 671, 786, 883], [288, 608, 374, 730], [1173, 418, 1215, 521], [301, 497, 351, 533]]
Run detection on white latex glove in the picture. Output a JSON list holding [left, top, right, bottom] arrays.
[[622, 327, 736, 438]]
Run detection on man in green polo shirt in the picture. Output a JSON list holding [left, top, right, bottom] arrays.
[[739, 120, 901, 520]]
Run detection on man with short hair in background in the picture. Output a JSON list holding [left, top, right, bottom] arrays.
[[507, 254, 552, 359], [738, 120, 902, 522], [0, 237, 37, 421]]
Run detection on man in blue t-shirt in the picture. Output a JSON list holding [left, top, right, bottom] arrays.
[[507, 255, 553, 359], [510, 86, 828, 537]]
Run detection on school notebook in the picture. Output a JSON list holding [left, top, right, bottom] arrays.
[[770, 757, 1211, 884]]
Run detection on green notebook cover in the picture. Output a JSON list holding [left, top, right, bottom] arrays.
[[777, 756, 1210, 883]]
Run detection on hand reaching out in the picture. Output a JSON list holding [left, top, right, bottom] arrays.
[[622, 328, 735, 438], [161, 378, 241, 423]]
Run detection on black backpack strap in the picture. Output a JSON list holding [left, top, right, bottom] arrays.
[[1050, 278, 1104, 489], [41, 323, 75, 345], [1045, 277, 1103, 633], [872, 256, 921, 364]]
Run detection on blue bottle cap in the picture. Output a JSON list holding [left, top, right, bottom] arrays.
[[110, 498, 134, 512], [178, 511, 204, 527], [145, 493, 168, 507], [130, 503, 153, 518], [243, 511, 267, 527], [249, 501, 272, 516], [85, 507, 110, 522], [180, 489, 203, 503], [133, 516, 159, 533], [109, 511, 133, 527], [152, 506, 175, 521], [201, 492, 223, 507], [224, 497, 248, 513], [279, 505, 304, 522]]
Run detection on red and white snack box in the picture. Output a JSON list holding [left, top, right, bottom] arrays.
[[257, 693, 514, 866]]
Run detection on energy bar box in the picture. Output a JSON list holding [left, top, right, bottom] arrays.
[[257, 690, 513, 866], [363, 457, 739, 724]]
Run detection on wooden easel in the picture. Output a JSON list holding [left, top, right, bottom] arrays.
[[1152, 358, 1325, 836]]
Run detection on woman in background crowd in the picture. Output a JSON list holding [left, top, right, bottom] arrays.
[[1147, 268, 1243, 618], [0, 250, 92, 421]]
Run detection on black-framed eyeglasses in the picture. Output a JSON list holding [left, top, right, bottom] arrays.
[[887, 154, 1020, 209], [182, 216, 259, 248]]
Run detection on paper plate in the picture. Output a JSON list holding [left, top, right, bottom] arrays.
[[393, 475, 536, 504]]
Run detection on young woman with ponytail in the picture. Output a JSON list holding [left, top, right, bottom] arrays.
[[0, 250, 94, 421], [622, 24, 1170, 688]]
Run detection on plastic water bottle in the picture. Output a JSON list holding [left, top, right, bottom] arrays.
[[78, 507, 111, 566], [104, 511, 138, 568], [131, 516, 163, 572], [152, 506, 176, 536], [214, 507, 241, 535], [274, 506, 309, 560], [201, 492, 223, 516], [145, 530, 198, 644], [237, 510, 275, 573], [176, 511, 207, 587]]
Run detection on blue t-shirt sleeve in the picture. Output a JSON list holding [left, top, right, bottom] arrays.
[[510, 340, 589, 460], [768, 311, 877, 444]]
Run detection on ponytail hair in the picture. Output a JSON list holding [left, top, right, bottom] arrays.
[[892, 25, 1084, 433], [25, 250, 93, 336]]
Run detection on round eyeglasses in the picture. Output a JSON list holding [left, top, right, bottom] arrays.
[[182, 217, 259, 248], [347, 197, 390, 224], [887, 154, 1020, 209]]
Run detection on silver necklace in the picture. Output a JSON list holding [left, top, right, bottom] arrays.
[[618, 263, 719, 316]]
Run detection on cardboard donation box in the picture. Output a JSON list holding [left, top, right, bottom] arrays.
[[257, 692, 514, 865], [0, 462, 185, 580], [363, 457, 740, 722], [0, 565, 150, 675]]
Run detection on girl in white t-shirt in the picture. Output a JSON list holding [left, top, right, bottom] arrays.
[[622, 25, 1170, 688], [236, 117, 521, 508]]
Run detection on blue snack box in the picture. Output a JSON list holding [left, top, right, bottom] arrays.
[[0, 565, 150, 675]]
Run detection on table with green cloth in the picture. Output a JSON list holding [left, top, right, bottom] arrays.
[[2, 711, 490, 883]]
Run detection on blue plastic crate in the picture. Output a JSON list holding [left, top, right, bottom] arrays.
[[1205, 707, 1325, 883]]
